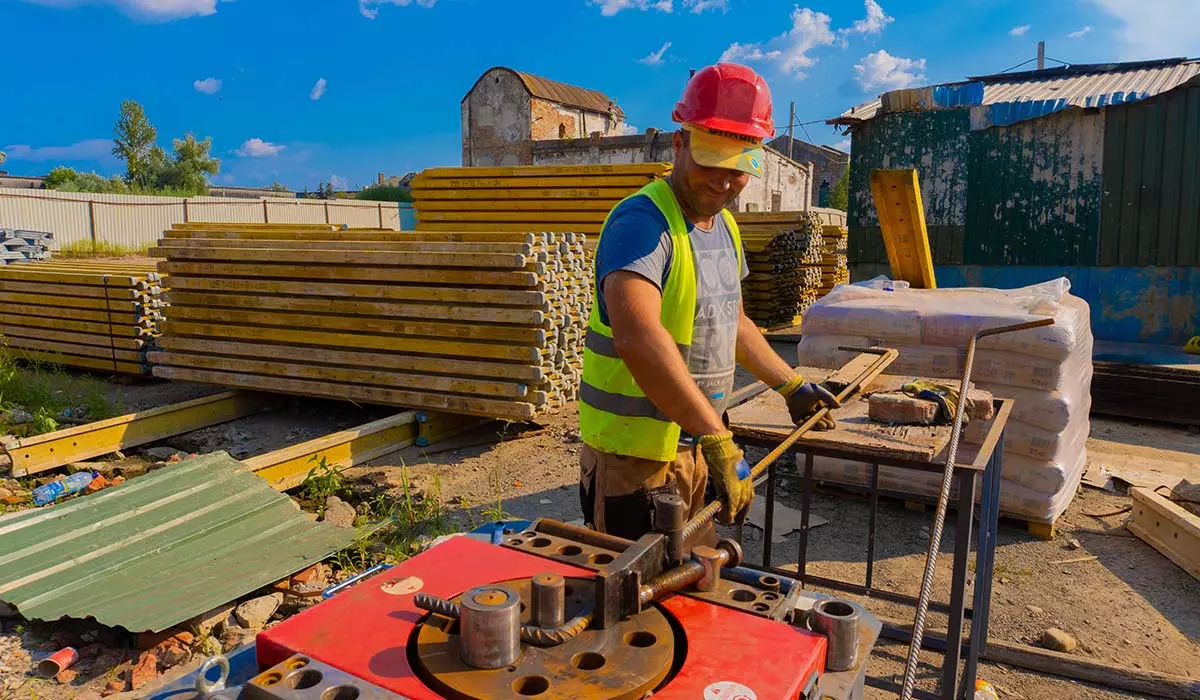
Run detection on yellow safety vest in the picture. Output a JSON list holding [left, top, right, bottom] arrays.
[[579, 179, 744, 461]]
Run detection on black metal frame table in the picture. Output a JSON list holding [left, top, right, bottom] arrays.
[[730, 395, 1013, 700]]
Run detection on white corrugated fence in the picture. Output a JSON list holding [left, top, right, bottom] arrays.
[[0, 188, 403, 250]]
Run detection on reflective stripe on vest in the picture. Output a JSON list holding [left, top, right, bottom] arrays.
[[579, 178, 744, 462]]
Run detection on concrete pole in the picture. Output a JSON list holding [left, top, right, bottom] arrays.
[[1037, 41, 1045, 69]]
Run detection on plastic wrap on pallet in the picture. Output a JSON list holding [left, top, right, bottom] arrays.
[[797, 276, 1094, 523]]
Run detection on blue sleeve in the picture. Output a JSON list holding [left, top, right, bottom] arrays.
[[593, 195, 672, 326]]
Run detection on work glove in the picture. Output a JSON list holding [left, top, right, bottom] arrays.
[[697, 431, 754, 525], [776, 376, 840, 430]]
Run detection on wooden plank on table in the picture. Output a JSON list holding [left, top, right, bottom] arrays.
[[154, 238, 537, 254], [158, 262, 542, 289], [164, 305, 547, 345], [164, 291, 545, 325], [148, 352, 531, 399], [1129, 487, 1200, 581], [150, 366, 539, 420], [157, 337, 546, 382], [727, 368, 949, 462], [159, 321, 542, 363], [162, 276, 548, 307], [150, 247, 531, 269]]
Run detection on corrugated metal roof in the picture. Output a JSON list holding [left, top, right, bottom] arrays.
[[832, 58, 1200, 128], [515, 70, 624, 118], [0, 452, 357, 632]]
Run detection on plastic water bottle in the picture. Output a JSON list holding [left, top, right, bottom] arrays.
[[32, 472, 95, 506]]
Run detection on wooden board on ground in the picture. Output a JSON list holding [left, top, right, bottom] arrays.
[[1128, 487, 1200, 581], [727, 366, 949, 462]]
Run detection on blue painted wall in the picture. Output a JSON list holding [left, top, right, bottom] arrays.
[[849, 264, 1198, 345]]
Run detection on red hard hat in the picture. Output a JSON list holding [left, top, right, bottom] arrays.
[[672, 63, 774, 140]]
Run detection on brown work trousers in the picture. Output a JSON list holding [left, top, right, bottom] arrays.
[[579, 443, 716, 546]]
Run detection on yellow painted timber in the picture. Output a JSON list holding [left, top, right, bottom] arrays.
[[164, 292, 543, 326], [4, 349, 144, 375], [0, 281, 123, 299], [414, 200, 621, 212], [1129, 487, 1200, 581], [159, 321, 542, 363], [417, 211, 602, 223], [417, 164, 669, 178], [412, 187, 635, 201], [3, 303, 141, 324], [0, 313, 138, 337], [154, 238, 537, 254], [0, 326, 144, 350], [3, 337, 143, 363], [156, 337, 546, 382], [148, 351, 530, 398], [150, 367, 539, 420], [0, 291, 144, 312], [149, 247, 530, 269], [157, 262, 541, 289], [165, 307, 549, 345], [245, 412, 419, 491], [0, 269, 142, 286], [162, 276, 548, 308], [171, 222, 338, 230], [869, 168, 936, 289], [163, 230, 538, 243], [415, 223, 602, 234], [5, 391, 269, 476], [411, 176, 653, 189]]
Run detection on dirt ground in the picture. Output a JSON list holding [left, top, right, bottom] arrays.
[[2, 350, 1198, 699]]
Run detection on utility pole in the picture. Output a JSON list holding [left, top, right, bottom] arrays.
[[787, 101, 796, 157], [1037, 41, 1045, 70]]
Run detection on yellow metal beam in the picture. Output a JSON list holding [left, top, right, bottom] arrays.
[[869, 168, 937, 289], [5, 391, 270, 476]]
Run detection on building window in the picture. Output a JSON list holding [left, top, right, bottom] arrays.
[[771, 191, 782, 212], [559, 123, 568, 138]]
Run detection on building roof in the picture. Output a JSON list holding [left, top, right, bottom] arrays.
[[831, 57, 1200, 130], [467, 67, 624, 119], [767, 136, 849, 161]]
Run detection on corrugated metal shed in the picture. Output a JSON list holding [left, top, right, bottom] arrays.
[[515, 70, 624, 118], [833, 58, 1200, 129], [0, 453, 357, 632]]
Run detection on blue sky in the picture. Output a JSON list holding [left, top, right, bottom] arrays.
[[3, 0, 1196, 191]]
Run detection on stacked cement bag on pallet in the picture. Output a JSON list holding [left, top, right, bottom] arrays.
[[796, 277, 1092, 524]]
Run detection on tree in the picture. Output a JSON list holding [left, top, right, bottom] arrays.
[[266, 181, 289, 192], [112, 100, 159, 186], [357, 184, 412, 203], [159, 133, 219, 194], [44, 166, 79, 189], [828, 165, 849, 212]]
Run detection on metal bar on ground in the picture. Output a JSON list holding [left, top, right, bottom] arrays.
[[6, 391, 269, 476]]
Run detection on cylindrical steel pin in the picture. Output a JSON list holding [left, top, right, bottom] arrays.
[[530, 573, 566, 629], [459, 585, 521, 669]]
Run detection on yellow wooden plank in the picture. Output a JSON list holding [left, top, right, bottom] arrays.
[[416, 211, 602, 223], [0, 325, 144, 350], [154, 238, 536, 254], [415, 222, 602, 234], [165, 305, 546, 345], [1129, 487, 1200, 581], [156, 336, 546, 382], [148, 351, 530, 399], [150, 366, 539, 420], [0, 312, 136, 337], [0, 269, 142, 286], [5, 391, 267, 475], [3, 337, 143, 362], [161, 276, 548, 308], [150, 247, 530, 269], [416, 164, 670, 179], [411, 175, 654, 189], [3, 349, 142, 375], [163, 229, 526, 242], [159, 320, 542, 363], [412, 187, 636, 201], [414, 199, 620, 212], [0, 291, 143, 312], [157, 262, 542, 289], [869, 168, 936, 289], [172, 222, 338, 230], [164, 291, 544, 325]]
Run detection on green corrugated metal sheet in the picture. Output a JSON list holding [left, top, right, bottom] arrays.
[[0, 452, 357, 632], [965, 109, 1104, 265], [847, 110, 971, 265], [1100, 84, 1200, 266]]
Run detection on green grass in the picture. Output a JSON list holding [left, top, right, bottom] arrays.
[[55, 240, 151, 258], [0, 349, 119, 437]]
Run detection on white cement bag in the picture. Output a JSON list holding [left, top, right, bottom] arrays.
[[963, 411, 1091, 465]]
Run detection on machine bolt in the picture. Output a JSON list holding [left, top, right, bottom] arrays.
[[693, 546, 724, 592], [653, 493, 688, 566], [459, 585, 522, 669], [530, 573, 566, 629]]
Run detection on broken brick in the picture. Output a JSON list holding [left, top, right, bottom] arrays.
[[55, 668, 79, 685], [86, 475, 109, 493], [101, 679, 126, 697], [868, 392, 938, 425], [130, 651, 159, 690], [111, 476, 126, 487]]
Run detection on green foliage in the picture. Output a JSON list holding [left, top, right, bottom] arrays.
[[56, 240, 151, 258], [829, 165, 849, 212], [356, 185, 412, 203], [0, 349, 118, 437], [112, 100, 159, 187], [162, 133, 220, 193], [300, 456, 349, 516], [266, 181, 290, 192], [44, 166, 78, 189]]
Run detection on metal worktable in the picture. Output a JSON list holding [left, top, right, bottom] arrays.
[[727, 377, 1013, 700]]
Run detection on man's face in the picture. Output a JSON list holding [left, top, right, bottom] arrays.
[[673, 131, 751, 218]]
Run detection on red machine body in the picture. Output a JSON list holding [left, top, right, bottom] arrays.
[[258, 536, 827, 699]]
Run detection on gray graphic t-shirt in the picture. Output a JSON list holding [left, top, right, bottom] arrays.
[[594, 192, 749, 425]]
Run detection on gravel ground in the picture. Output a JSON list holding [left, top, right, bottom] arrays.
[[1, 347, 1197, 699]]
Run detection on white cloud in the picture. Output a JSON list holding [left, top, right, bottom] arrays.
[[845, 0, 893, 36], [1087, 0, 1196, 60], [720, 6, 836, 77], [1009, 24, 1031, 36], [310, 78, 327, 101], [330, 175, 350, 190], [358, 0, 435, 19], [621, 123, 641, 135], [1067, 25, 1092, 38], [683, 0, 725, 11], [638, 41, 672, 65], [2, 139, 112, 162], [589, 0, 672, 16], [854, 50, 926, 90], [236, 138, 285, 157], [193, 77, 221, 94], [833, 138, 851, 152], [21, 0, 223, 21]]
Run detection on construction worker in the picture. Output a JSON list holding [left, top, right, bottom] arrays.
[[579, 62, 840, 543]]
